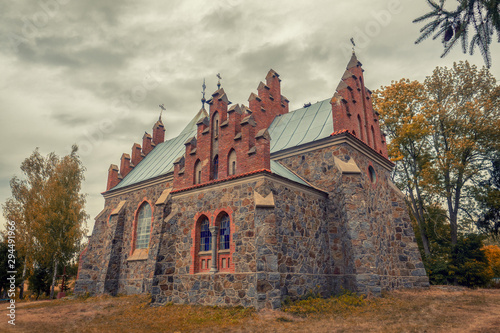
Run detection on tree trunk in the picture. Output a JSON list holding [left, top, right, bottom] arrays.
[[403, 160, 431, 257], [19, 259, 27, 299], [50, 257, 58, 299]]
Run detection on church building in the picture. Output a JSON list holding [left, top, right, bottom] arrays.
[[75, 54, 429, 309]]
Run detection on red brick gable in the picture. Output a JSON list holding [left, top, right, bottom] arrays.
[[330, 53, 388, 158]]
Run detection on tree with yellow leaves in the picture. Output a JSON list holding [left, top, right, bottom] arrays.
[[374, 61, 500, 248], [2, 145, 88, 299], [373, 79, 433, 256], [482, 244, 500, 278], [423, 61, 500, 245]]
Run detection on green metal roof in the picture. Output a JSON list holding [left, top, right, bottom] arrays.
[[268, 98, 333, 153], [111, 98, 333, 191], [112, 108, 208, 190], [270, 160, 310, 187]]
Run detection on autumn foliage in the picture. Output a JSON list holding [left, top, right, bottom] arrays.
[[374, 61, 500, 287], [2, 145, 88, 299]]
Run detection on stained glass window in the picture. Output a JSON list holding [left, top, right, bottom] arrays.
[[199, 217, 211, 251], [219, 215, 230, 250], [136, 203, 152, 249]]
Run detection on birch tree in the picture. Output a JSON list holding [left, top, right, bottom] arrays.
[[2, 145, 87, 299]]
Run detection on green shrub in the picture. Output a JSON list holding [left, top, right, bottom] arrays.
[[425, 234, 493, 287]]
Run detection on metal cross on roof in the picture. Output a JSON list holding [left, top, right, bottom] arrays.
[[201, 78, 206, 108], [217, 73, 222, 89], [158, 103, 165, 121], [350, 37, 356, 54]]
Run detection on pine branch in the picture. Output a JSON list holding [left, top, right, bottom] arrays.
[[414, 0, 499, 68]]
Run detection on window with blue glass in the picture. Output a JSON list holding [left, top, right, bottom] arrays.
[[219, 215, 230, 250], [199, 217, 211, 251]]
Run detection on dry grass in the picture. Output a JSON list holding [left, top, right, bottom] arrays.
[[3, 286, 500, 332]]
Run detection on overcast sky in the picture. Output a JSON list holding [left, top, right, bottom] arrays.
[[1, 0, 499, 235]]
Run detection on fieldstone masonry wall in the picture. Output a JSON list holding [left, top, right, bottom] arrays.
[[77, 141, 429, 308], [276, 140, 429, 294], [75, 180, 172, 295]]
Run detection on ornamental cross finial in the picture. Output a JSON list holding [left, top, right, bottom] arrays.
[[216, 73, 222, 89], [158, 103, 165, 121], [350, 37, 356, 54], [201, 78, 206, 109]]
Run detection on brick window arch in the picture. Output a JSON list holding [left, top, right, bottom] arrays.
[[134, 202, 152, 250], [191, 209, 235, 274], [228, 149, 237, 176], [194, 159, 202, 184], [194, 215, 211, 273]]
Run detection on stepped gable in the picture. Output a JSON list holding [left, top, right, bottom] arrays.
[[330, 52, 388, 157]]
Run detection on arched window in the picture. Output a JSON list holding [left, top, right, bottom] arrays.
[[194, 215, 212, 273], [371, 126, 377, 151], [219, 215, 230, 250], [228, 149, 237, 176], [199, 217, 211, 251], [192, 211, 233, 274], [194, 159, 202, 184], [135, 203, 152, 249], [216, 212, 232, 271], [357, 115, 364, 141], [213, 112, 220, 138], [213, 155, 219, 180]]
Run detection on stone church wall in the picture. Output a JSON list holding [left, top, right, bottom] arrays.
[[276, 140, 429, 295], [75, 180, 172, 295], [151, 174, 335, 309]]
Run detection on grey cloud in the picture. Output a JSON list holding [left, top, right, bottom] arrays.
[[2, 0, 500, 236]]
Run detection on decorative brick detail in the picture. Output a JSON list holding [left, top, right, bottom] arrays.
[[120, 153, 132, 178], [131, 143, 143, 167], [174, 82, 271, 190], [248, 69, 289, 131], [106, 164, 120, 191], [142, 133, 154, 156], [330, 53, 388, 158], [152, 119, 165, 146]]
